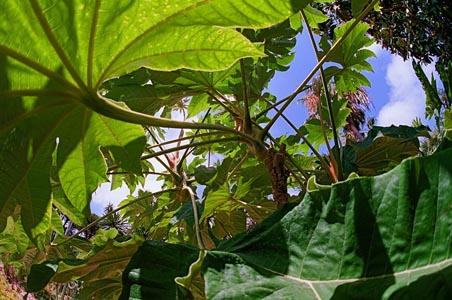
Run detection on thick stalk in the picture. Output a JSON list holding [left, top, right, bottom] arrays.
[[259, 96, 333, 180], [85, 93, 262, 147]]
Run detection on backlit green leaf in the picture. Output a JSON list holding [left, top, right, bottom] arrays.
[[0, 0, 309, 242], [321, 20, 375, 93]]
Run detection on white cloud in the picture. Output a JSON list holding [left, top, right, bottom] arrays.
[[366, 42, 385, 58], [376, 56, 436, 126]]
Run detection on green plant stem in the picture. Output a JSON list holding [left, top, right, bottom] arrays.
[[254, 85, 311, 120], [154, 155, 181, 180], [146, 127, 181, 181], [107, 171, 169, 177], [87, 0, 102, 88], [183, 184, 205, 250], [260, 0, 380, 140], [108, 130, 234, 172], [259, 97, 324, 162], [259, 97, 332, 180], [30, 0, 87, 91], [88, 93, 261, 146], [240, 59, 253, 134], [140, 137, 245, 161], [146, 131, 227, 152], [207, 91, 240, 118], [52, 190, 173, 246], [228, 153, 250, 179], [180, 108, 212, 165], [301, 9, 341, 181]]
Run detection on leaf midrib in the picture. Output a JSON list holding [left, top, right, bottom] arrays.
[[256, 257, 452, 285], [98, 0, 212, 82]]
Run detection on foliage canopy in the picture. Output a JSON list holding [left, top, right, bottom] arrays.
[[1, 0, 452, 299]]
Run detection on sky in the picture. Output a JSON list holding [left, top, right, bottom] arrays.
[[90, 31, 437, 214], [266, 31, 437, 137]]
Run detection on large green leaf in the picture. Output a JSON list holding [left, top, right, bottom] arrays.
[[0, 0, 308, 241], [321, 20, 375, 93], [445, 109, 452, 140], [301, 98, 351, 151], [343, 125, 429, 176], [122, 146, 452, 299], [0, 217, 29, 262], [202, 147, 452, 299], [119, 241, 200, 300], [27, 236, 143, 298]]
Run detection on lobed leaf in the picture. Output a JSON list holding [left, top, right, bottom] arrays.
[[121, 146, 452, 299], [0, 0, 309, 242], [320, 20, 375, 93]]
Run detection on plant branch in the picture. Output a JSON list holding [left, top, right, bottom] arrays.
[[145, 131, 229, 152], [240, 59, 253, 134], [260, 0, 379, 139], [146, 127, 180, 179], [183, 184, 205, 250], [255, 85, 310, 120], [52, 190, 174, 246], [207, 91, 240, 118], [107, 171, 169, 177], [180, 108, 212, 164], [228, 153, 250, 179], [259, 96, 332, 178], [140, 137, 244, 161], [301, 9, 341, 181], [88, 93, 261, 146]]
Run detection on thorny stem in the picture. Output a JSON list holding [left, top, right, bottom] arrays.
[[260, 0, 380, 140]]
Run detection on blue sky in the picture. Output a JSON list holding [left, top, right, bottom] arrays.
[[90, 31, 436, 214], [267, 31, 436, 138]]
